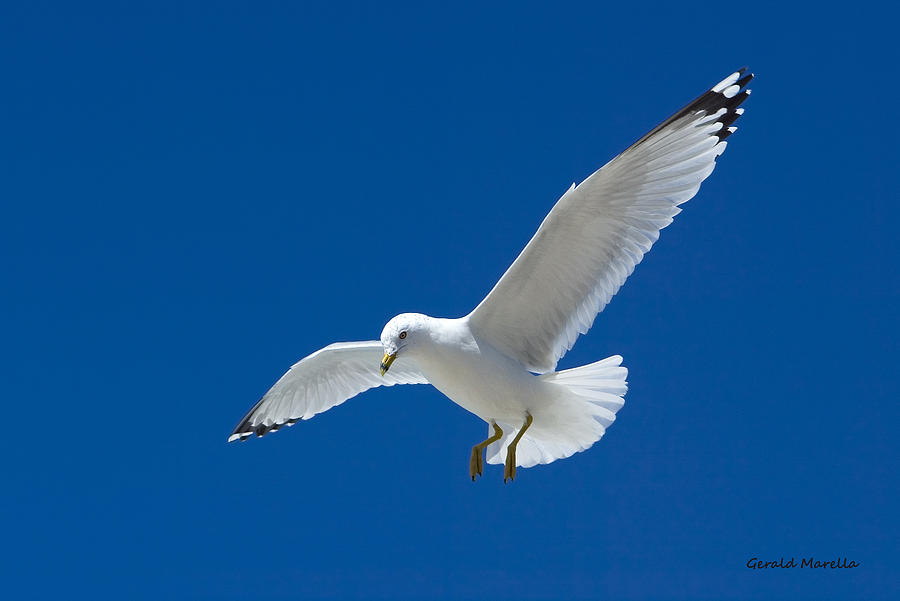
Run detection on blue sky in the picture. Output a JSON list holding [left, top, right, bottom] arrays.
[[3, 1, 897, 599]]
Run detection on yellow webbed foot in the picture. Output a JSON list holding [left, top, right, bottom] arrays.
[[469, 422, 502, 481], [502, 413, 533, 483]]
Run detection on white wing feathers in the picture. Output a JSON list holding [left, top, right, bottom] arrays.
[[468, 69, 753, 373], [228, 341, 427, 442]]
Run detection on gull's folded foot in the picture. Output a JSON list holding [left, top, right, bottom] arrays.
[[469, 422, 503, 481], [503, 446, 517, 483], [469, 445, 483, 480], [503, 412, 533, 483]]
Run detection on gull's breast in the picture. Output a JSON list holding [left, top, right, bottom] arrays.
[[412, 319, 541, 422]]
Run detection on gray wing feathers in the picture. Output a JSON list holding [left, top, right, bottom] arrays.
[[468, 69, 752, 372], [229, 341, 427, 442]]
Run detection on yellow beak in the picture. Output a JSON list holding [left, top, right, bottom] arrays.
[[380, 352, 397, 376]]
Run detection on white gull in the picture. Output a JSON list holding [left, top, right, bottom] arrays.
[[229, 68, 753, 481]]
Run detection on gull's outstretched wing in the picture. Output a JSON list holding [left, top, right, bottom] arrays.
[[228, 341, 427, 442], [468, 69, 753, 373]]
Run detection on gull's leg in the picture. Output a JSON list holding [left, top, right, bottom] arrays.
[[469, 422, 503, 481], [504, 413, 533, 483]]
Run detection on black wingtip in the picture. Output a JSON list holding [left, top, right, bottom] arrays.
[[229, 397, 303, 443], [627, 68, 754, 150]]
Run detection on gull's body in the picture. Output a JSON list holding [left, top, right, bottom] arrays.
[[229, 69, 754, 479], [407, 316, 536, 423], [394, 314, 623, 468]]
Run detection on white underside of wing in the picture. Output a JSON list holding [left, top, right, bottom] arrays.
[[228, 341, 427, 442], [468, 70, 752, 372]]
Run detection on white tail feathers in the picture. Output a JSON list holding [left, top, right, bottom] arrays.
[[486, 355, 628, 468], [543, 354, 628, 419]]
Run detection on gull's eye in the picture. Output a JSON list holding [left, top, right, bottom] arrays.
[[399, 331, 407, 340]]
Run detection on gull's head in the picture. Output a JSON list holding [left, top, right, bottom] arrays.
[[379, 313, 426, 375]]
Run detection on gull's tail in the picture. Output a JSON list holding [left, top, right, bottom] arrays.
[[486, 355, 628, 468]]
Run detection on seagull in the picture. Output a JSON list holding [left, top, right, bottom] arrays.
[[229, 68, 753, 482]]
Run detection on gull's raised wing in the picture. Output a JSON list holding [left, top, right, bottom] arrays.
[[228, 341, 427, 441], [468, 69, 753, 373]]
